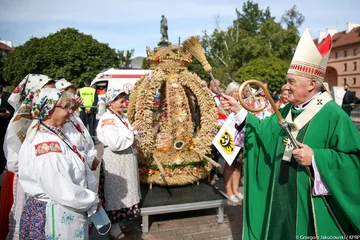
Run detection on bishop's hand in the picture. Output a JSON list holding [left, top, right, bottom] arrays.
[[292, 141, 313, 166], [220, 94, 242, 114]]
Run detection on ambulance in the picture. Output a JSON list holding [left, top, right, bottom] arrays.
[[91, 68, 151, 116], [91, 68, 151, 96]]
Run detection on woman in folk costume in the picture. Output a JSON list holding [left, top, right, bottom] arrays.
[[221, 29, 360, 239], [252, 80, 275, 119], [275, 84, 290, 109], [6, 74, 56, 172], [56, 79, 100, 171], [0, 74, 55, 240], [96, 89, 142, 240], [18, 88, 99, 239]]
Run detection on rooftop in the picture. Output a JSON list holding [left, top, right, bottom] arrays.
[[332, 26, 360, 48], [0, 42, 15, 51]]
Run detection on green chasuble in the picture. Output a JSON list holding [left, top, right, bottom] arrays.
[[242, 99, 360, 240]]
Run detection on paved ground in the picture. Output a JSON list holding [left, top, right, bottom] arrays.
[[2, 116, 359, 240], [89, 142, 244, 240], [0, 142, 244, 240], [90, 177, 244, 240], [90, 204, 243, 240]]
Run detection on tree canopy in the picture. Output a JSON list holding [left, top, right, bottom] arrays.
[[0, 55, 4, 84], [281, 5, 305, 31], [1, 28, 133, 88], [1, 0, 305, 93], [187, 0, 303, 92], [234, 56, 289, 92]]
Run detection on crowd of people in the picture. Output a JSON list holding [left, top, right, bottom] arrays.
[[219, 29, 360, 239], [204, 28, 360, 239], [0, 76, 139, 240], [0, 27, 359, 240], [209, 78, 290, 204]]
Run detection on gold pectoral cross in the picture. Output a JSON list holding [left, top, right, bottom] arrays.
[[282, 137, 288, 146]]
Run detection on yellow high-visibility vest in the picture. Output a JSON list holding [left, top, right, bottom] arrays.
[[79, 87, 95, 111]]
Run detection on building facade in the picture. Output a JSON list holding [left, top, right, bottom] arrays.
[[321, 23, 360, 96], [0, 40, 14, 57]]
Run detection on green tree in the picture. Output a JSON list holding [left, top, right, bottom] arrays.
[[183, 1, 304, 90], [281, 5, 305, 31], [2, 28, 132, 87], [141, 57, 150, 70], [186, 57, 209, 80], [196, 1, 280, 86], [119, 49, 134, 69], [234, 0, 274, 36], [258, 19, 299, 60], [200, 26, 251, 85], [234, 56, 290, 92], [0, 54, 4, 84]]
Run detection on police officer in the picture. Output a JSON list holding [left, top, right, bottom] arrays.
[[78, 77, 98, 141]]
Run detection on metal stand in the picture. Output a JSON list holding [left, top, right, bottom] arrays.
[[139, 181, 227, 233], [141, 199, 226, 233]]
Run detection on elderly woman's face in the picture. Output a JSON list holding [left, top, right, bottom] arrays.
[[110, 95, 127, 114], [65, 86, 75, 94], [231, 87, 240, 101], [243, 88, 250, 98], [52, 100, 73, 126]]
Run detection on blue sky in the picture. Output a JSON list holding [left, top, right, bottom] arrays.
[[0, 0, 359, 57]]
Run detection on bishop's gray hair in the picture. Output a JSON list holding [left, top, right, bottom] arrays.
[[315, 80, 325, 92]]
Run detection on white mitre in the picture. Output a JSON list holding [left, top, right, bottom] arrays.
[[288, 28, 332, 82]]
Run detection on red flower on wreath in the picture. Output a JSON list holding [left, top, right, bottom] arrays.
[[155, 56, 160, 61]]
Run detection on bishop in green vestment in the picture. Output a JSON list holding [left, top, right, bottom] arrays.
[[220, 29, 360, 239]]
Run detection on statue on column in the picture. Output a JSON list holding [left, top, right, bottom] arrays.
[[159, 15, 170, 46]]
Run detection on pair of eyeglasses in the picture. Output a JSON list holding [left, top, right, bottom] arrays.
[[55, 105, 73, 112]]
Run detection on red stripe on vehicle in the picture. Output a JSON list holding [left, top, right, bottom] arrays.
[[98, 74, 144, 79]]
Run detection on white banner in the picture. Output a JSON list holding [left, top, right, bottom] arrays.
[[212, 112, 241, 166]]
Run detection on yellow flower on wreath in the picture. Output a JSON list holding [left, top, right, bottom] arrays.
[[175, 95, 183, 106], [176, 109, 187, 122]]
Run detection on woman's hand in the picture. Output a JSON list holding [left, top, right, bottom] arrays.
[[0, 110, 11, 118], [132, 138, 139, 148], [131, 120, 142, 131], [95, 199, 103, 213], [71, 96, 83, 111], [91, 157, 100, 171]]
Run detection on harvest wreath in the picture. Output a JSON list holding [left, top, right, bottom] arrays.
[[127, 45, 218, 186]]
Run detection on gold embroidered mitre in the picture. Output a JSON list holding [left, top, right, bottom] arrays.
[[288, 28, 332, 82]]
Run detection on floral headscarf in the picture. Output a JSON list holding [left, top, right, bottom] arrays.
[[8, 74, 54, 111], [97, 89, 125, 117], [32, 88, 62, 120], [55, 78, 73, 91], [5, 74, 54, 171], [105, 89, 125, 104], [26, 88, 63, 142]]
